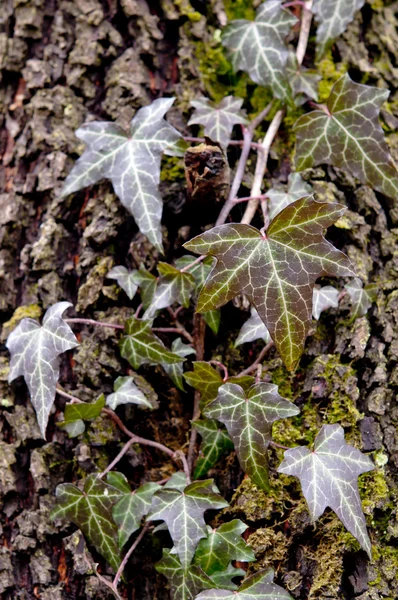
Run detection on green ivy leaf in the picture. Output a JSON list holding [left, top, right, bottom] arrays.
[[61, 98, 181, 251], [7, 302, 79, 438], [144, 263, 195, 318], [184, 362, 254, 410], [345, 277, 377, 321], [286, 53, 321, 105], [133, 266, 157, 309], [195, 568, 293, 599], [188, 97, 247, 149], [193, 419, 234, 479], [194, 520, 255, 575], [267, 172, 313, 221], [221, 1, 297, 102], [156, 550, 217, 600], [120, 316, 182, 369], [312, 285, 340, 320], [278, 424, 374, 557], [106, 473, 160, 548], [294, 75, 398, 200], [63, 394, 105, 424], [163, 338, 196, 391], [313, 0, 366, 60], [164, 471, 189, 491], [60, 419, 86, 438], [106, 375, 159, 410], [203, 310, 221, 335], [235, 307, 271, 347], [209, 564, 245, 590], [184, 197, 355, 370], [148, 479, 228, 569], [107, 266, 139, 300], [51, 474, 123, 571]]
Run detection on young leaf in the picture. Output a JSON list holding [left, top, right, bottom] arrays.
[[313, 0, 366, 60], [203, 310, 221, 335], [193, 419, 234, 479], [195, 568, 293, 599], [51, 475, 123, 571], [286, 53, 321, 105], [60, 419, 86, 438], [267, 172, 313, 221], [63, 394, 105, 423], [156, 550, 216, 600], [107, 266, 139, 301], [163, 338, 196, 391], [294, 75, 398, 200], [133, 266, 157, 309], [106, 375, 159, 410], [188, 97, 247, 149], [312, 285, 340, 320], [120, 316, 182, 369], [194, 520, 255, 575], [184, 196, 355, 370], [61, 98, 181, 251], [345, 277, 377, 321], [183, 362, 254, 410], [277, 424, 374, 557], [209, 564, 246, 590], [144, 263, 195, 319], [148, 479, 229, 569], [6, 302, 79, 438], [106, 473, 160, 548], [204, 383, 299, 490], [235, 307, 271, 347], [221, 1, 297, 102]]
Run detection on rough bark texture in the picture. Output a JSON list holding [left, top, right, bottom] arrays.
[[1, 0, 398, 598]]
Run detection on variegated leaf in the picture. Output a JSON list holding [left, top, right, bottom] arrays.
[[163, 338, 196, 391], [209, 564, 245, 590], [193, 419, 234, 479], [277, 424, 374, 557], [59, 419, 86, 438], [7, 302, 78, 438], [144, 263, 195, 319], [106, 375, 159, 410], [120, 316, 182, 369], [148, 479, 228, 569], [345, 277, 377, 321], [267, 173, 313, 221], [107, 266, 139, 300], [188, 96, 247, 149], [61, 98, 181, 251], [184, 197, 355, 370], [221, 0, 297, 102], [235, 307, 271, 347], [286, 53, 321, 105], [204, 383, 299, 489], [294, 75, 398, 200], [313, 0, 366, 60], [312, 285, 340, 320], [133, 266, 157, 309], [195, 568, 293, 599], [156, 550, 216, 600]]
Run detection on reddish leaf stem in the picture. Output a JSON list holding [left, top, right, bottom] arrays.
[[113, 522, 151, 589], [152, 326, 194, 344], [99, 437, 136, 478], [179, 254, 206, 273], [238, 341, 274, 376], [269, 440, 290, 450], [208, 360, 229, 381], [65, 318, 124, 330]]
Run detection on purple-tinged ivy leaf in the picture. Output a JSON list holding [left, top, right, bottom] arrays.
[[208, 564, 245, 591], [163, 338, 196, 391], [204, 383, 299, 490], [106, 375, 159, 410], [107, 266, 139, 301], [188, 97, 247, 149], [312, 285, 340, 320], [294, 75, 398, 200], [7, 302, 78, 438], [195, 568, 293, 599], [184, 197, 355, 370], [144, 263, 195, 319], [235, 307, 271, 347], [193, 419, 234, 479], [120, 316, 182, 369], [61, 98, 182, 252], [148, 479, 228, 569], [156, 550, 217, 600], [221, 1, 297, 103], [51, 474, 123, 571], [267, 172, 313, 221], [313, 0, 366, 60], [277, 424, 374, 557], [345, 277, 377, 321], [286, 53, 321, 105]]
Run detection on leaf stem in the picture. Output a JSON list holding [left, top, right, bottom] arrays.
[[269, 440, 290, 450], [183, 136, 264, 151], [113, 522, 151, 589], [187, 314, 206, 472], [65, 318, 125, 330], [238, 341, 274, 376], [208, 360, 229, 381], [56, 387, 83, 403], [152, 326, 194, 344], [99, 437, 136, 478], [179, 254, 206, 273]]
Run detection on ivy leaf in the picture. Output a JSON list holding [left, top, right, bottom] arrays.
[[106, 375, 159, 410], [156, 550, 217, 600], [345, 277, 377, 321], [106, 473, 160, 548], [277, 424, 374, 557], [164, 471, 189, 491], [6, 302, 79, 438], [183, 362, 254, 410], [313, 0, 366, 60], [203, 310, 221, 334], [312, 285, 340, 320], [61, 98, 181, 251], [133, 266, 157, 309], [194, 520, 255, 575], [163, 338, 196, 391], [107, 266, 139, 301], [193, 419, 234, 479], [188, 97, 247, 149], [184, 196, 355, 370], [205, 383, 299, 490], [60, 419, 86, 438], [144, 263, 195, 319], [294, 75, 398, 200], [120, 316, 182, 369], [221, 0, 297, 103], [286, 53, 321, 105], [148, 479, 229, 569], [209, 564, 246, 590], [235, 307, 271, 347], [63, 394, 105, 424], [51, 475, 123, 571], [195, 568, 293, 599], [267, 172, 313, 221]]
